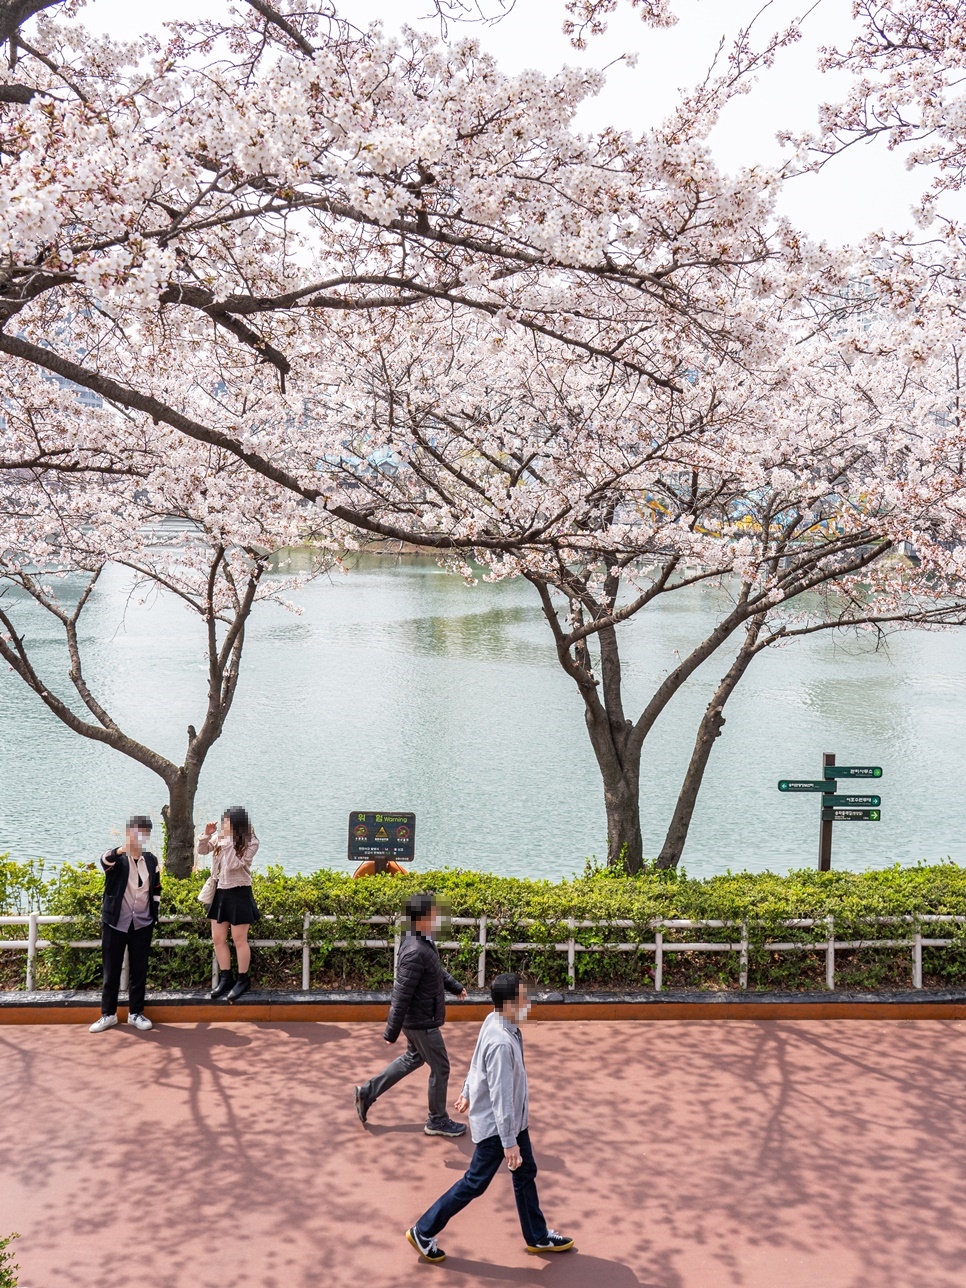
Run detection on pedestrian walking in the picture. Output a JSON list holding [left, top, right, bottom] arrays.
[[406, 973, 574, 1264], [89, 815, 162, 1034], [354, 893, 468, 1137], [196, 806, 260, 1002]]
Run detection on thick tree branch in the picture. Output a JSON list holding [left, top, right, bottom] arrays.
[[241, 0, 316, 56], [0, 0, 63, 45]]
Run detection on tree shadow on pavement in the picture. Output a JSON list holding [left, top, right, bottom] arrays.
[[251, 1021, 353, 1046], [7, 1019, 966, 1287], [438, 1253, 657, 1285], [149, 1022, 253, 1049]]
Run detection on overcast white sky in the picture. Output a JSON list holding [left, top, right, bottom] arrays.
[[78, 0, 938, 246]]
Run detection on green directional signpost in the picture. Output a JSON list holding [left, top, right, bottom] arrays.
[[777, 753, 882, 871], [827, 795, 881, 808]]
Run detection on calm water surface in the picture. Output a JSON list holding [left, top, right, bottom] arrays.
[[1, 555, 964, 880]]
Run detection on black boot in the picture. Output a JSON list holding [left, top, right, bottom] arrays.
[[210, 969, 234, 1001], [226, 972, 250, 1003]]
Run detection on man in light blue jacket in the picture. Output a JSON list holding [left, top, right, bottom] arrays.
[[406, 973, 574, 1264]]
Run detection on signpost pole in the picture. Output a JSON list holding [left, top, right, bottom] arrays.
[[819, 752, 834, 871]]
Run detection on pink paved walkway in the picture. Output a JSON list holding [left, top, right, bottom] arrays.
[[2, 1019, 965, 1286]]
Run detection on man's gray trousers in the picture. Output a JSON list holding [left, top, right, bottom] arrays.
[[360, 1026, 450, 1126]]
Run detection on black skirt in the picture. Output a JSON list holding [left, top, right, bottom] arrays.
[[207, 885, 260, 925]]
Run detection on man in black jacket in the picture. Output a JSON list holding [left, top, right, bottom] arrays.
[[89, 815, 162, 1034], [354, 893, 467, 1137]]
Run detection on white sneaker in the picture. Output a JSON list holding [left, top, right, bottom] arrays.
[[127, 1012, 153, 1031], [89, 1013, 118, 1033]]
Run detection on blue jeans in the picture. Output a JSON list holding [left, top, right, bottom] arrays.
[[415, 1128, 548, 1247]]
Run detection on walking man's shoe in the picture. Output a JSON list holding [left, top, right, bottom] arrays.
[[126, 1012, 153, 1031], [406, 1227, 446, 1263], [89, 1013, 118, 1033], [424, 1118, 466, 1138], [526, 1231, 574, 1254], [354, 1086, 369, 1125]]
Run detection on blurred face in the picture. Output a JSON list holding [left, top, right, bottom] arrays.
[[416, 906, 437, 934], [126, 824, 150, 851], [505, 983, 530, 1024], [219, 815, 231, 839]]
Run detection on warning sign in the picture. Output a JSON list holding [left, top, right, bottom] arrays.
[[348, 811, 416, 867]]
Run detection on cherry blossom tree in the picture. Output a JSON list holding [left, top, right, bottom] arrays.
[[0, 399, 318, 875], [303, 303, 966, 869]]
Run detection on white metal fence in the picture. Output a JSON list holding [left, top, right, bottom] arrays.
[[2, 912, 966, 994]]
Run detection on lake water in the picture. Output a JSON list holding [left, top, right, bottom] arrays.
[[1, 555, 964, 880]]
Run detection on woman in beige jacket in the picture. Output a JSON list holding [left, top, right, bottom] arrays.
[[196, 806, 260, 1001]]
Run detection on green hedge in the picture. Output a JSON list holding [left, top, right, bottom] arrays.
[[2, 856, 966, 993]]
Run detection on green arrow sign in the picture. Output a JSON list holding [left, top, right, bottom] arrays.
[[821, 807, 881, 821], [823, 766, 883, 780], [778, 780, 835, 793], [828, 794, 881, 807]]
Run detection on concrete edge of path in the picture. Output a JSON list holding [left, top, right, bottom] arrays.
[[4, 987, 966, 1023]]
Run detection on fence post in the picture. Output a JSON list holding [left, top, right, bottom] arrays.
[[26, 911, 38, 992], [477, 914, 487, 990], [212, 949, 219, 990], [739, 921, 748, 991], [654, 928, 663, 993], [567, 918, 576, 992], [120, 948, 130, 998], [302, 912, 311, 992], [913, 926, 923, 990], [393, 920, 402, 979], [825, 916, 835, 991]]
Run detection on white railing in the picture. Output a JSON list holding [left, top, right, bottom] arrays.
[[2, 912, 965, 995]]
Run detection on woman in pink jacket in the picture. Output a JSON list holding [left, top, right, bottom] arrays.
[[196, 806, 260, 1002]]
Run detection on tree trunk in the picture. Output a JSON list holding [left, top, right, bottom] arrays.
[[526, 575, 645, 875], [655, 623, 763, 870], [603, 767, 645, 874], [161, 770, 200, 878], [583, 699, 645, 874]]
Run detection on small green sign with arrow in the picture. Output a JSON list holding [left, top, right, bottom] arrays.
[[821, 807, 881, 822], [823, 766, 883, 780]]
